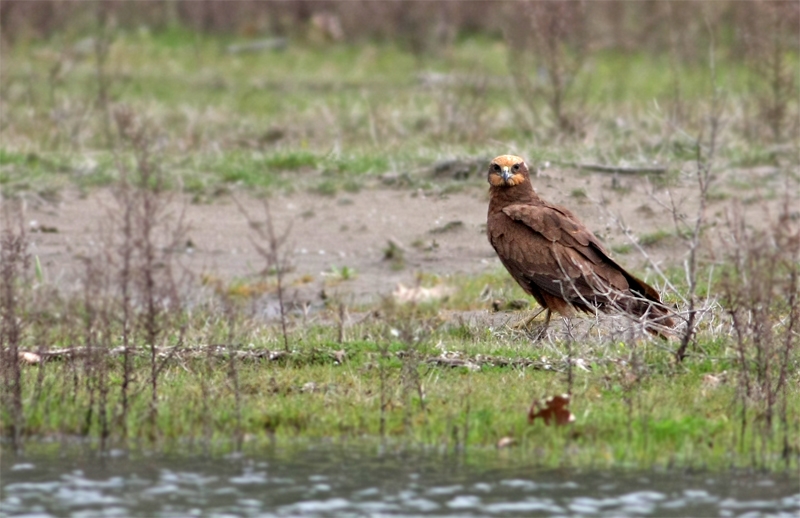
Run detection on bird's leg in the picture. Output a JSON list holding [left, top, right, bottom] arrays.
[[513, 306, 547, 330], [540, 308, 552, 335], [514, 307, 553, 341]]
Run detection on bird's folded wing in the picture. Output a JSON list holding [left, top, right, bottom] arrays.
[[500, 203, 662, 302], [501, 204, 608, 263]]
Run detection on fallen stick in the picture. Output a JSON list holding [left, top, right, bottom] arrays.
[[14, 347, 556, 371], [12, 346, 290, 364], [561, 162, 668, 175], [227, 38, 287, 54]]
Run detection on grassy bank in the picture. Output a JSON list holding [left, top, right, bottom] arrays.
[[0, 346, 739, 459], [5, 291, 800, 471]]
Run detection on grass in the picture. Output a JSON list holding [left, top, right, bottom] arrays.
[[3, 258, 799, 470], [569, 187, 588, 200], [611, 244, 633, 255], [326, 265, 357, 282], [4, 232, 799, 471], [1, 30, 796, 197], [8, 297, 798, 470], [638, 229, 676, 248]]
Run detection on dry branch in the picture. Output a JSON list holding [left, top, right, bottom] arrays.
[[14, 346, 559, 372], [425, 352, 556, 371], [226, 38, 287, 54], [561, 162, 668, 175]]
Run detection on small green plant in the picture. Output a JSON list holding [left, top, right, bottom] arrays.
[[314, 179, 339, 196], [327, 265, 357, 282], [262, 150, 319, 171], [638, 229, 674, 247], [570, 188, 587, 199], [429, 221, 464, 235], [383, 240, 405, 270]]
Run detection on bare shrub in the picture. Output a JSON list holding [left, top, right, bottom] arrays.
[[235, 197, 294, 352], [77, 255, 113, 447], [671, 21, 725, 362], [106, 108, 190, 440], [0, 202, 29, 450], [720, 199, 799, 466], [427, 74, 492, 145], [93, 0, 114, 148], [504, 0, 589, 136], [739, 1, 800, 144], [377, 297, 439, 438]]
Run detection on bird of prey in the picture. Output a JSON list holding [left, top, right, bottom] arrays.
[[486, 154, 675, 337]]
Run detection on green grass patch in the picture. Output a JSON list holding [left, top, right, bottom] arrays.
[[1, 32, 794, 197], [611, 243, 633, 255], [8, 330, 798, 470], [262, 150, 320, 171], [637, 228, 692, 248], [570, 187, 588, 199], [2, 246, 798, 470]]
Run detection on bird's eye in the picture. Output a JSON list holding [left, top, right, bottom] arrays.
[[492, 164, 501, 172], [512, 164, 520, 172]]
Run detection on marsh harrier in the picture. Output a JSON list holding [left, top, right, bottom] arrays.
[[486, 155, 675, 337]]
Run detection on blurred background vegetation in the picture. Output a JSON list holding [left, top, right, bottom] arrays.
[[0, 0, 797, 195]]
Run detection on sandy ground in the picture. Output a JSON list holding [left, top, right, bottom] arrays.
[[15, 163, 796, 313]]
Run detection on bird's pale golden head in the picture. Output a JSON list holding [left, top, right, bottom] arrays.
[[488, 155, 528, 187]]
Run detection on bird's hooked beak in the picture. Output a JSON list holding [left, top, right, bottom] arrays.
[[501, 166, 513, 184]]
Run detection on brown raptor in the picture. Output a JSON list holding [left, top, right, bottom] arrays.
[[486, 154, 675, 338]]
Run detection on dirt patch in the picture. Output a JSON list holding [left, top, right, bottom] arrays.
[[22, 185, 495, 306], [18, 164, 795, 309]]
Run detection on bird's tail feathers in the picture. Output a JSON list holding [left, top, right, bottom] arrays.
[[559, 273, 678, 339], [616, 292, 677, 340]]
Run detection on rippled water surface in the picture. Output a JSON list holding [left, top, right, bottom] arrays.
[[2, 443, 799, 517]]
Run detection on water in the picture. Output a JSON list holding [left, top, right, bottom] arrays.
[[2, 443, 799, 517]]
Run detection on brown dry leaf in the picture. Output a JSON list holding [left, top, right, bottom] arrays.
[[528, 394, 575, 426]]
